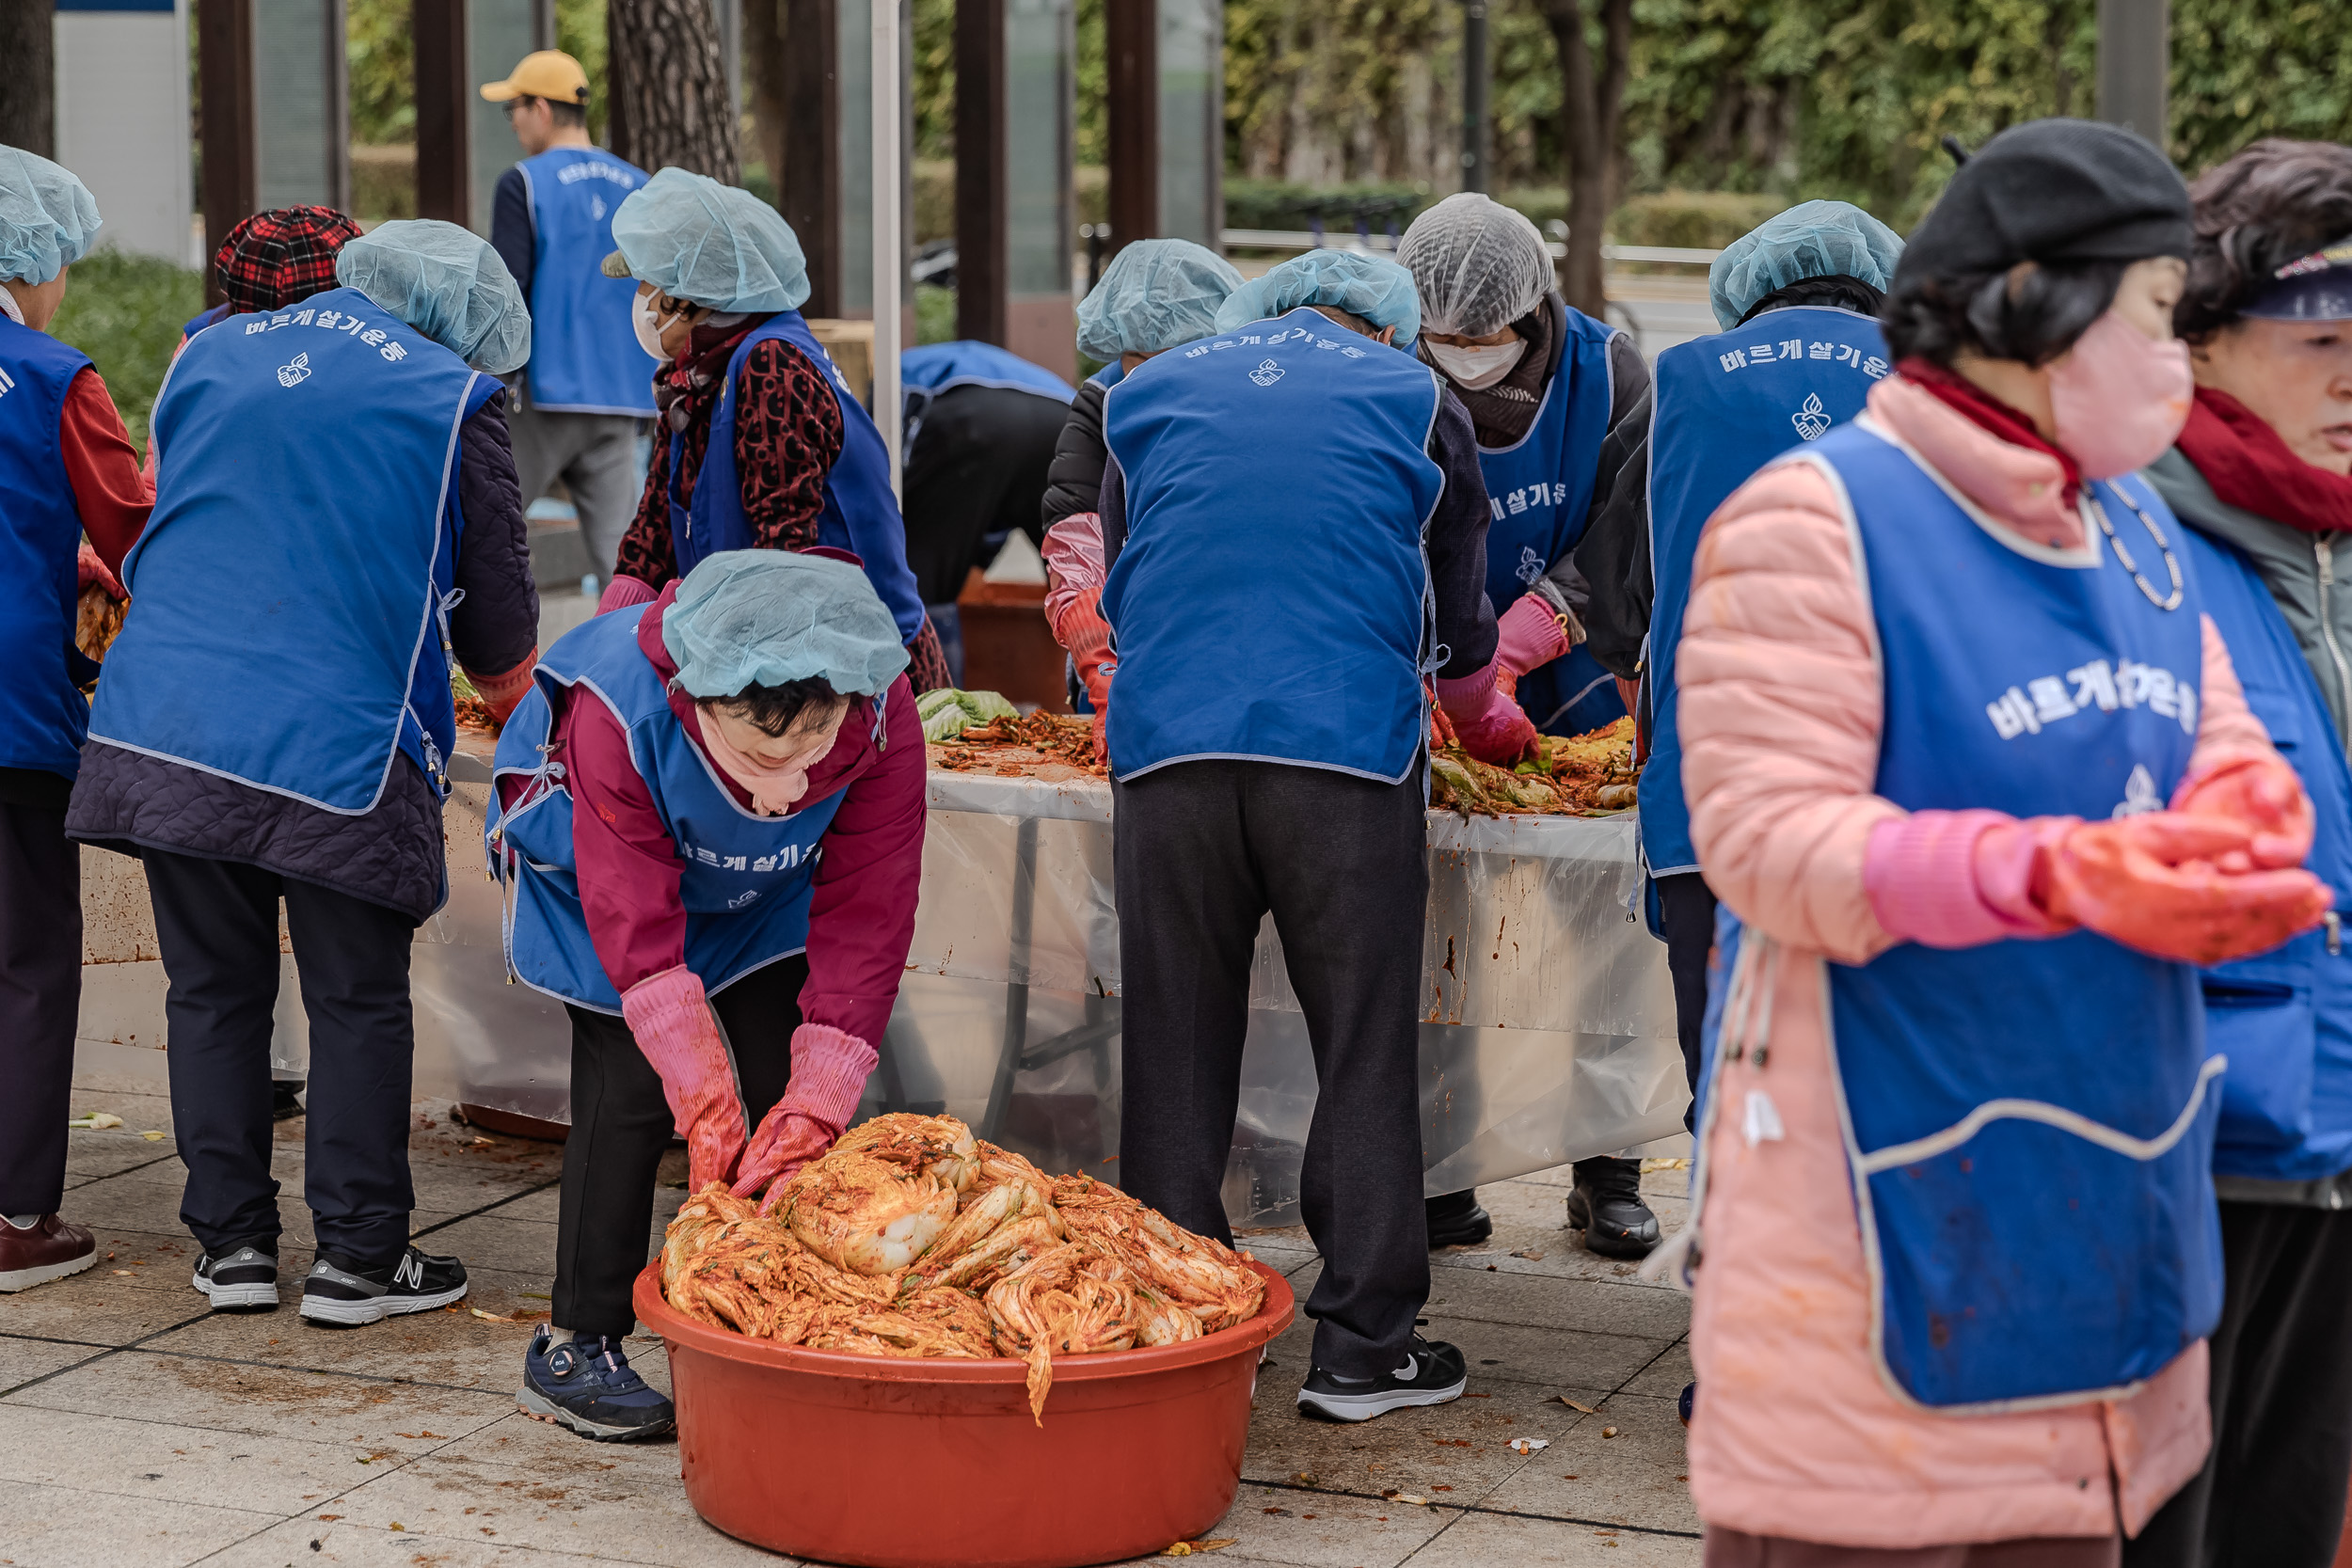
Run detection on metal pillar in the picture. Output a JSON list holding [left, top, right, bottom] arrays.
[[871, 0, 901, 488], [1460, 0, 1488, 193], [414, 0, 469, 223], [954, 0, 1007, 346], [1105, 0, 1155, 259], [199, 0, 349, 285], [2096, 0, 2168, 147], [197, 0, 257, 279]]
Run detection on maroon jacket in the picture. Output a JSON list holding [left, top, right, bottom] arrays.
[[517, 582, 926, 1045]]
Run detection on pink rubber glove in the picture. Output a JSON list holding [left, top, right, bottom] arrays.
[[1042, 513, 1106, 632], [733, 1023, 881, 1208], [2043, 812, 2330, 966], [597, 574, 660, 615], [620, 966, 749, 1192], [1437, 661, 1540, 766], [76, 543, 124, 600], [1493, 594, 1573, 701], [1056, 586, 1116, 767], [2173, 750, 2315, 870]]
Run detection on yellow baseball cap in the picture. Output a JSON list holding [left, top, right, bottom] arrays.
[[479, 50, 591, 105]]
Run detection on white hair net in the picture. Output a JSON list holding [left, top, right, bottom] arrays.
[[1397, 193, 1554, 339], [0, 146, 101, 286], [607, 167, 810, 314], [1211, 248, 1422, 346], [1709, 199, 1904, 328], [663, 551, 910, 699], [335, 220, 532, 373], [1074, 239, 1244, 360]]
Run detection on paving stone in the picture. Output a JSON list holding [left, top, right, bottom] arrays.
[[1422, 1267, 1691, 1341], [1422, 1315, 1673, 1391], [203, 1515, 657, 1567], [0, 1401, 433, 1518], [409, 1212, 563, 1278], [0, 1477, 277, 1567], [1399, 1506, 1701, 1565], [0, 1270, 213, 1348], [1166, 1479, 1454, 1568], [1619, 1339, 1692, 1402], [1476, 1392, 1701, 1537], [139, 1288, 548, 1397], [62, 1132, 183, 1186], [0, 1333, 110, 1391]]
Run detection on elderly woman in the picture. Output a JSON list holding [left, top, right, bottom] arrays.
[[490, 549, 924, 1441], [597, 169, 950, 692], [70, 222, 540, 1326], [2120, 138, 2352, 1568], [1676, 119, 2328, 1564]]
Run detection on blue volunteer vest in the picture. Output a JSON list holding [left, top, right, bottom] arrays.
[[671, 311, 927, 647], [88, 287, 492, 812], [0, 317, 100, 778], [518, 148, 659, 415], [1473, 302, 1625, 737], [902, 340, 1074, 448], [1088, 359, 1125, 390], [486, 606, 850, 1012], [182, 303, 230, 341], [1100, 307, 1446, 784], [1705, 422, 2221, 1410], [2181, 526, 2352, 1182], [1642, 307, 1889, 877]]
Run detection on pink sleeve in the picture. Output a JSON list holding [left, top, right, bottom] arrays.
[[2182, 613, 2280, 779], [799, 676, 928, 1045], [1677, 461, 1903, 964], [565, 696, 691, 992]]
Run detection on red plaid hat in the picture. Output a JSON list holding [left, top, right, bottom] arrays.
[[213, 206, 364, 316]]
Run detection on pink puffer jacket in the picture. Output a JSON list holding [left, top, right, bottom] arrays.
[[1677, 374, 2281, 1548]]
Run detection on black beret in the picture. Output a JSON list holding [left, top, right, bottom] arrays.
[[1895, 119, 2192, 284]]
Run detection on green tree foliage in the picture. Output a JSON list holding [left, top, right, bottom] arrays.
[[49, 250, 206, 451], [348, 0, 609, 148]]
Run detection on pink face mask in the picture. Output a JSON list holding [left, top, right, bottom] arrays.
[[2047, 309, 2194, 480], [697, 712, 824, 816]]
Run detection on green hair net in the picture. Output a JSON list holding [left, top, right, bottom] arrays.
[[1709, 200, 1903, 329], [663, 551, 910, 699], [0, 146, 101, 286], [608, 167, 810, 314], [1075, 239, 1244, 360], [335, 220, 532, 373], [1211, 248, 1422, 346]]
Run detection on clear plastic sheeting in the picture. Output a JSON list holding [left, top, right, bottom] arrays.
[[410, 755, 1687, 1228]]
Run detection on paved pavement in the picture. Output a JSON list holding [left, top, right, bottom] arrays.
[[2, 1056, 1697, 1568]]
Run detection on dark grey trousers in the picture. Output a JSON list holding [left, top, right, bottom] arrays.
[[1657, 871, 1718, 1127], [1112, 758, 1429, 1381], [0, 800, 81, 1216]]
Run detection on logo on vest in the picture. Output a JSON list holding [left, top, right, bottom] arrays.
[[1517, 546, 1546, 586], [727, 889, 763, 910], [2112, 764, 2164, 819], [1791, 392, 1831, 440], [1248, 358, 1285, 387], [277, 352, 312, 388], [591, 195, 608, 221]]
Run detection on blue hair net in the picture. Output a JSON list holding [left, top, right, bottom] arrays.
[[663, 551, 910, 699], [1075, 239, 1243, 360], [0, 146, 101, 286], [1708, 199, 1903, 329], [608, 167, 810, 313], [1212, 249, 1422, 346], [335, 220, 532, 373]]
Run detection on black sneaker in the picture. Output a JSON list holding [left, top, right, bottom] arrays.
[[299, 1245, 468, 1326], [192, 1243, 278, 1311], [517, 1325, 677, 1441], [1295, 1334, 1468, 1422], [1424, 1189, 1493, 1249], [1565, 1156, 1661, 1259], [270, 1079, 306, 1120]]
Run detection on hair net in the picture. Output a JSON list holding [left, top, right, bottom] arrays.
[[1709, 199, 1904, 329], [1211, 248, 1422, 346], [335, 220, 532, 373], [1397, 193, 1554, 339], [663, 551, 910, 699], [607, 167, 810, 313], [0, 146, 101, 286], [1074, 239, 1243, 360]]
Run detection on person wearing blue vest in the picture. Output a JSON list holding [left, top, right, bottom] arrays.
[[2126, 140, 2352, 1568], [482, 51, 658, 586], [596, 169, 953, 693], [1673, 121, 2331, 1560], [1101, 249, 1509, 1423], [1396, 192, 1657, 1255], [487, 550, 924, 1441], [66, 221, 541, 1328], [0, 148, 152, 1295]]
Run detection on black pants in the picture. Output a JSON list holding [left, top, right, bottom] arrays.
[[1113, 759, 1428, 1381], [0, 799, 82, 1217], [2123, 1200, 2352, 1568], [143, 850, 421, 1266], [1656, 871, 1718, 1127], [900, 385, 1069, 605], [553, 955, 806, 1339]]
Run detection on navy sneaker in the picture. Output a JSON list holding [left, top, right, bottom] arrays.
[[192, 1243, 278, 1311], [517, 1325, 676, 1441], [299, 1245, 468, 1326], [1295, 1333, 1468, 1422], [1678, 1380, 1695, 1427]]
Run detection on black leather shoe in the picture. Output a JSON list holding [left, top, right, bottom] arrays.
[[1565, 1156, 1660, 1259], [1424, 1189, 1493, 1249]]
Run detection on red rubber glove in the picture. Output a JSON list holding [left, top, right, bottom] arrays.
[[620, 966, 749, 1192], [463, 648, 539, 726], [1436, 661, 1540, 766], [1056, 588, 1116, 768], [2173, 751, 2315, 871], [733, 1022, 881, 1209], [2039, 812, 2330, 966], [76, 543, 124, 600], [597, 574, 660, 615], [1492, 594, 1573, 701]]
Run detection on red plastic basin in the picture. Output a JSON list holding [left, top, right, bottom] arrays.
[[633, 1259, 1296, 1567]]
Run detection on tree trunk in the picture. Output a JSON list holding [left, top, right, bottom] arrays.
[[0, 0, 56, 158], [1539, 0, 1630, 321], [607, 0, 739, 182]]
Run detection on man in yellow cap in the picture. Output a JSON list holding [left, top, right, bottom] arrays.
[[480, 51, 656, 588]]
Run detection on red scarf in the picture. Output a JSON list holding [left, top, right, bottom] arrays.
[[1897, 357, 2083, 502], [2174, 386, 2352, 534]]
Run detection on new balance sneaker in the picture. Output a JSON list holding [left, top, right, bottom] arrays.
[[1565, 1155, 1661, 1259], [1295, 1334, 1468, 1422], [0, 1214, 97, 1292], [192, 1244, 279, 1311], [299, 1245, 468, 1326], [517, 1325, 676, 1442]]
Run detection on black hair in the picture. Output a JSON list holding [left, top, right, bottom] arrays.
[[1879, 258, 2131, 369], [1738, 274, 1888, 326], [2178, 139, 2352, 341], [516, 93, 588, 130], [705, 674, 847, 738]]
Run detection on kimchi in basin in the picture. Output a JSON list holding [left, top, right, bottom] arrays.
[[633, 1259, 1296, 1567]]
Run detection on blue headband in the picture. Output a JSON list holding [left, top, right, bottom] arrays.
[[2244, 239, 2352, 322]]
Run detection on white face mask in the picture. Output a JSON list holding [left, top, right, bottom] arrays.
[[632, 292, 669, 361], [1426, 336, 1528, 390]]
